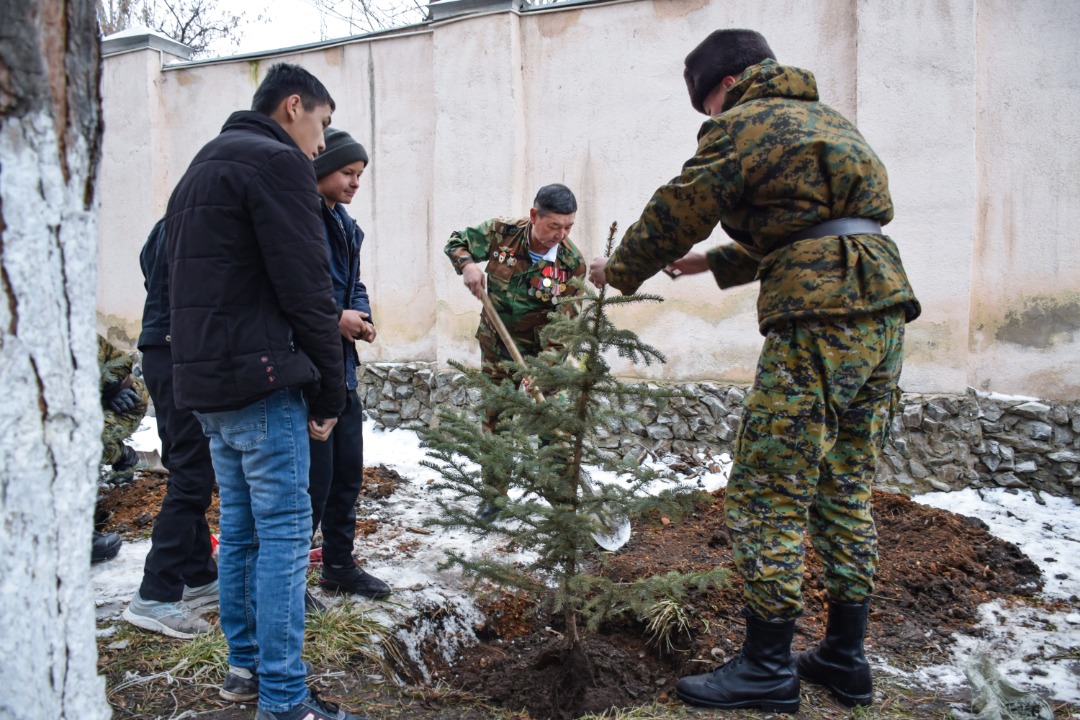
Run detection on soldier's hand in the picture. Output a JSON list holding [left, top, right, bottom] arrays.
[[462, 262, 486, 300], [587, 257, 608, 288], [108, 387, 141, 414], [663, 252, 709, 279]]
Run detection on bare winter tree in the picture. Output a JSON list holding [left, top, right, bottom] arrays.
[[96, 0, 248, 56], [95, 0, 139, 33], [312, 0, 427, 35], [0, 0, 110, 718]]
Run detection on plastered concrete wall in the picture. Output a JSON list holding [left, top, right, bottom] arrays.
[[97, 0, 1080, 399], [969, 0, 1080, 398]]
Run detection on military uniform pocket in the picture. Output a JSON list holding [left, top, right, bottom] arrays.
[[736, 389, 824, 474]]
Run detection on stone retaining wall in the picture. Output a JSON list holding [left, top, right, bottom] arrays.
[[358, 363, 1080, 503]]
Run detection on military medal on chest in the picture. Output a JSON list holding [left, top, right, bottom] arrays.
[[491, 245, 517, 267], [528, 265, 569, 304]]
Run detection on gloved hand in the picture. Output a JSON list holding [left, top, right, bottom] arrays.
[[108, 387, 141, 414]]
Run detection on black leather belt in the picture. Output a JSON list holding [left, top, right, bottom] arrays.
[[786, 217, 883, 244]]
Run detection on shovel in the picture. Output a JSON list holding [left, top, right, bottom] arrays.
[[480, 292, 632, 550]]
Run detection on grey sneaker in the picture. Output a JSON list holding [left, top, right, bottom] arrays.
[[220, 665, 258, 703], [122, 592, 212, 639], [182, 579, 219, 610], [254, 689, 366, 719], [305, 589, 327, 614]]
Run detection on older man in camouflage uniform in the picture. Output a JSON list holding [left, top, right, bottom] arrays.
[[589, 30, 920, 713], [445, 183, 586, 518]]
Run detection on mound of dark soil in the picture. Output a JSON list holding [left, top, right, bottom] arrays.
[[441, 489, 1044, 719]]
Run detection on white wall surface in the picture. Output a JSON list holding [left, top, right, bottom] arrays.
[[97, 0, 1080, 399]]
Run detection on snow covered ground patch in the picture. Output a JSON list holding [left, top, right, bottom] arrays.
[[912, 488, 1080, 704]]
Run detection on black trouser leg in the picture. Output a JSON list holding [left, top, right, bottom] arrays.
[[138, 346, 218, 602], [309, 389, 364, 568]]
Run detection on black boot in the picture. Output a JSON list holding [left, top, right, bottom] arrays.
[[797, 598, 873, 707], [91, 531, 122, 563], [675, 613, 800, 713], [319, 564, 391, 599]]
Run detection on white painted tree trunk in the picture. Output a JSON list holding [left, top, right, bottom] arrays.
[[0, 1, 111, 717]]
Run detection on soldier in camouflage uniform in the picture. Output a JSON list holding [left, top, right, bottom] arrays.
[[589, 30, 920, 713], [445, 184, 586, 517], [99, 334, 149, 474]]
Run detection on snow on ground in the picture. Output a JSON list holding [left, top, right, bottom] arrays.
[[909, 489, 1080, 704], [96, 420, 1079, 702]]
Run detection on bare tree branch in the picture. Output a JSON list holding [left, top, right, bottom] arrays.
[[309, 0, 427, 37], [94, 0, 251, 57]]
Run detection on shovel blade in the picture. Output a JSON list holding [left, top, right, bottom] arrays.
[[580, 470, 632, 551]]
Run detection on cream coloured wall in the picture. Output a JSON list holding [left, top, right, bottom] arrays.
[[97, 0, 1080, 399]]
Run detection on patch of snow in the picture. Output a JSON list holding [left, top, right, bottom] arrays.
[[92, 540, 149, 621], [913, 488, 1080, 704], [128, 417, 159, 453], [970, 388, 1042, 403], [102, 26, 175, 41]]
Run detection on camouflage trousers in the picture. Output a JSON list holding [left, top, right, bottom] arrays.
[[476, 321, 569, 495], [725, 307, 905, 620], [477, 320, 541, 432], [101, 376, 150, 466]]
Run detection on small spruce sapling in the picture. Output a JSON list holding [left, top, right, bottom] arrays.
[[421, 222, 728, 651]]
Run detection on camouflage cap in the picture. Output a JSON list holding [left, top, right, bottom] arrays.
[[684, 29, 776, 113]]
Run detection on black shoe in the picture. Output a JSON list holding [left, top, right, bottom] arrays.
[[220, 665, 258, 702], [225, 662, 315, 704], [675, 612, 799, 713], [92, 531, 122, 563], [254, 688, 366, 720], [305, 589, 327, 614], [319, 565, 391, 599], [797, 598, 873, 707]]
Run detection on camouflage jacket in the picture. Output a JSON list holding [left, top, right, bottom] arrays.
[[605, 59, 920, 333], [98, 334, 149, 413], [445, 216, 586, 353]]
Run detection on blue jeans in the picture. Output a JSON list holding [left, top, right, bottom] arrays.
[[195, 388, 310, 712]]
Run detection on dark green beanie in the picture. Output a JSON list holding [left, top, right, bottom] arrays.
[[313, 128, 369, 179]]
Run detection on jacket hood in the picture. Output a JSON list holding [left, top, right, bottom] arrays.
[[220, 110, 300, 151], [722, 59, 819, 113]]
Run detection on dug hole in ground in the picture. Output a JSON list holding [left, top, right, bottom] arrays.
[[93, 417, 1080, 719]]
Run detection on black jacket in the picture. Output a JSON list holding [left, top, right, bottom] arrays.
[[321, 200, 371, 390], [165, 111, 345, 417], [137, 218, 170, 350]]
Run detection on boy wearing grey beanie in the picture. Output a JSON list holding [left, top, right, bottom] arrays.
[[309, 128, 391, 601]]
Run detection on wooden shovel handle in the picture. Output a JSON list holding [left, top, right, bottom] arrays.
[[480, 292, 546, 403]]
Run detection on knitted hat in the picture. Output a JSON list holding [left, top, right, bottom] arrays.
[[683, 29, 776, 114], [313, 128, 369, 179]]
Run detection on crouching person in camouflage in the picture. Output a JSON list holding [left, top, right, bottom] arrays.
[[444, 184, 586, 519], [99, 334, 149, 478], [95, 334, 150, 562], [589, 30, 920, 713]]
